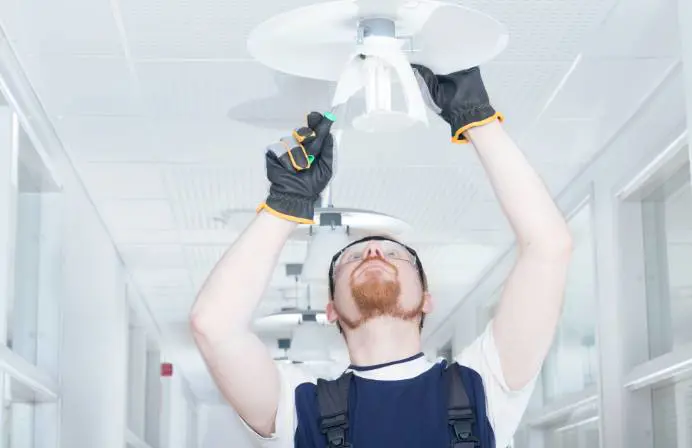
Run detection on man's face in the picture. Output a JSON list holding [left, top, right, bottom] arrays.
[[327, 239, 432, 330]]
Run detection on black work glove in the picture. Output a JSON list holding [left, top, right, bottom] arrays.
[[257, 112, 335, 224], [412, 64, 503, 144]]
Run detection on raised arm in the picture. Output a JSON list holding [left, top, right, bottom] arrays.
[[467, 122, 572, 390], [413, 65, 572, 391], [190, 112, 335, 436]]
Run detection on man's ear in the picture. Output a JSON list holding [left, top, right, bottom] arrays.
[[326, 300, 339, 323], [422, 292, 434, 314]]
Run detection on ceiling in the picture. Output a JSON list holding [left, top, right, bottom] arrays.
[[0, 0, 684, 401]]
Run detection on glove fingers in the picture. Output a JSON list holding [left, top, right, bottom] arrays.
[[265, 111, 335, 173], [305, 111, 324, 129], [307, 112, 334, 157], [267, 135, 312, 172], [316, 133, 334, 171], [293, 126, 317, 149]]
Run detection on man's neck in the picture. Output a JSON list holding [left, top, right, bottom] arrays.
[[345, 317, 422, 367]]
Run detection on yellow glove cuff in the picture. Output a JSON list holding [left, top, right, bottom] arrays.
[[256, 202, 315, 225], [452, 111, 505, 144]]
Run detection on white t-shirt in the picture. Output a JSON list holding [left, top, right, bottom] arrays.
[[242, 321, 537, 447]]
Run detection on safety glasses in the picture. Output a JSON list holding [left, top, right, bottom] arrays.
[[327, 235, 426, 297]]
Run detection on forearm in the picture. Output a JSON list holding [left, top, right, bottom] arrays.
[[190, 211, 297, 334], [466, 121, 571, 253]]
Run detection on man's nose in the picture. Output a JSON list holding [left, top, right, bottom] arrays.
[[363, 244, 385, 259]]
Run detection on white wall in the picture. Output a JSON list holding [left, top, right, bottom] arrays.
[[0, 26, 202, 446], [50, 93, 202, 448], [58, 170, 130, 447], [197, 405, 254, 448], [161, 371, 200, 448]]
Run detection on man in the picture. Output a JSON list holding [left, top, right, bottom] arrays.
[[190, 64, 573, 447]]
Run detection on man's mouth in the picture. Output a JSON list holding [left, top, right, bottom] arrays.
[[356, 258, 393, 275]]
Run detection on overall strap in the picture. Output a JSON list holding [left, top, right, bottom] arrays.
[[316, 372, 353, 447], [445, 363, 481, 447]]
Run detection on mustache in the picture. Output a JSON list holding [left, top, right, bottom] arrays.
[[353, 255, 397, 274]]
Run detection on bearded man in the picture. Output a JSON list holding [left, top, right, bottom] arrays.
[[190, 65, 573, 448]]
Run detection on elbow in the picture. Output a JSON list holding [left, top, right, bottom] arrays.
[[189, 299, 249, 340], [189, 300, 220, 339], [520, 227, 573, 258], [189, 307, 211, 339]]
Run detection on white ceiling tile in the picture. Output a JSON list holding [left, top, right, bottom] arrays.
[[177, 229, 239, 245], [279, 240, 310, 264], [451, 230, 514, 246], [77, 163, 167, 199], [184, 240, 309, 290], [18, 55, 141, 117], [53, 117, 158, 162], [163, 164, 267, 230], [462, 0, 618, 62], [140, 288, 195, 306], [147, 119, 274, 164], [147, 299, 193, 316], [331, 165, 479, 238], [146, 307, 192, 324], [183, 245, 226, 277], [521, 58, 680, 183], [118, 244, 187, 270], [98, 199, 177, 230], [416, 243, 502, 269], [0, 0, 123, 56], [108, 228, 181, 245], [544, 57, 677, 121], [455, 201, 511, 232], [480, 61, 576, 137], [119, 0, 323, 60], [136, 61, 277, 118], [581, 0, 680, 59], [519, 118, 602, 174], [417, 244, 503, 285], [132, 268, 192, 289]]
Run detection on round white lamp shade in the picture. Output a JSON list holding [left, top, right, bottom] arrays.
[[246, 0, 509, 82]]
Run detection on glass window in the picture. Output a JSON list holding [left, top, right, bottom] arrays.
[[652, 374, 692, 448], [1, 114, 60, 448], [7, 127, 61, 373], [546, 418, 600, 448], [1, 373, 59, 448], [542, 203, 598, 403], [640, 161, 692, 358]]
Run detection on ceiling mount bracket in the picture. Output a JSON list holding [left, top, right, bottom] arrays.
[[357, 17, 396, 44]]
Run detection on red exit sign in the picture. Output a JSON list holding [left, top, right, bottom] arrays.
[[161, 362, 174, 377]]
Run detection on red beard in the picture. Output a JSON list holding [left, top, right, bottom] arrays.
[[337, 257, 424, 330]]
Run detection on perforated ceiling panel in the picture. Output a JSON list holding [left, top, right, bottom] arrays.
[[0, 0, 680, 401], [163, 165, 268, 231], [119, 0, 322, 60], [461, 0, 617, 61]]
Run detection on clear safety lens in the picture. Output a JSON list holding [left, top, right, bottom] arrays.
[[335, 239, 415, 267]]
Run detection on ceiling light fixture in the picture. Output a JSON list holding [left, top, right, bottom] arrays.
[[247, 0, 508, 133]]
